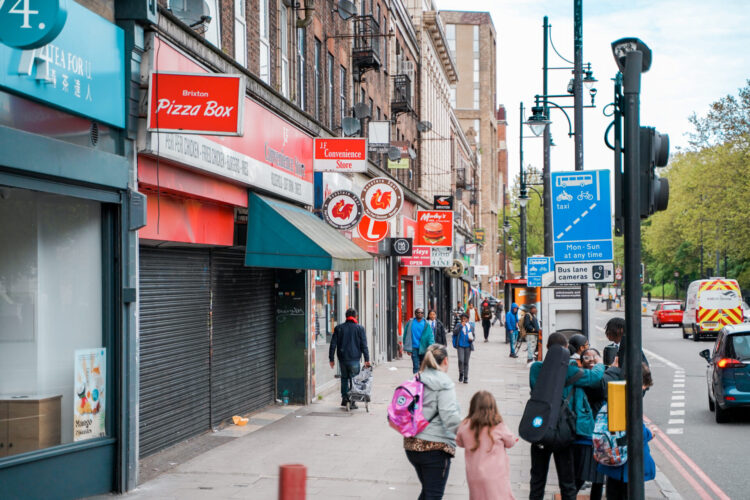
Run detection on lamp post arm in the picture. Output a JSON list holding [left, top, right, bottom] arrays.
[[534, 97, 574, 137]]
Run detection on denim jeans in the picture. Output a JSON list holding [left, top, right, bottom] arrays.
[[457, 346, 471, 380], [339, 362, 360, 400], [405, 449, 453, 500], [509, 330, 519, 355], [410, 350, 424, 374]]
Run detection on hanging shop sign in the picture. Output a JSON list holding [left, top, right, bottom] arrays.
[[357, 215, 389, 243], [74, 347, 106, 442], [0, 0, 68, 50], [361, 177, 404, 220], [474, 265, 489, 276], [387, 157, 410, 169], [474, 228, 486, 243], [147, 72, 244, 136], [389, 237, 413, 256], [142, 37, 313, 205], [322, 190, 363, 230], [430, 247, 452, 267], [0, 0, 125, 127], [313, 138, 368, 172], [415, 211, 454, 247], [433, 195, 454, 211], [401, 246, 430, 267], [465, 243, 477, 255], [444, 259, 465, 278]]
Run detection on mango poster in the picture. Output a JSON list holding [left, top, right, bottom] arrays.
[[74, 348, 106, 441]]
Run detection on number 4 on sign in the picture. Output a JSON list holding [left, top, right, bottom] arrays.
[[9, 0, 40, 29]]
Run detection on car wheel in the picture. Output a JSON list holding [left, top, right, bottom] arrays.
[[682, 325, 689, 339], [657, 320, 662, 328], [715, 402, 731, 423], [652, 319, 657, 327], [693, 326, 700, 342], [708, 394, 715, 412]]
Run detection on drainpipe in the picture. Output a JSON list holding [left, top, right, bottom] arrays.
[[296, 0, 314, 28]]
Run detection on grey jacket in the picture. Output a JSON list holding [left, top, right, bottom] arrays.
[[414, 368, 462, 447]]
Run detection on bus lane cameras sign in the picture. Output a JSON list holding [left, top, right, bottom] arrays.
[[550, 170, 613, 263]]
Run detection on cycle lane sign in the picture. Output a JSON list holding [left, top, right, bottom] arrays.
[[550, 169, 613, 263]]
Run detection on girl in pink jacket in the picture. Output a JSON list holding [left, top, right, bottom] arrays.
[[456, 391, 518, 500]]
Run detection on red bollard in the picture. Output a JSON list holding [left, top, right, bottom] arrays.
[[279, 464, 306, 500]]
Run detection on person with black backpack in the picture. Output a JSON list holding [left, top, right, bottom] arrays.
[[524, 333, 604, 500]]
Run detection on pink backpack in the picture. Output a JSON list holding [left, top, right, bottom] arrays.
[[387, 376, 434, 437]]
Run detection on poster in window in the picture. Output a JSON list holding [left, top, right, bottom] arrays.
[[74, 348, 106, 441]]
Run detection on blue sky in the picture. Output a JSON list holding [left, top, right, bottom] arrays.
[[436, 0, 750, 189]]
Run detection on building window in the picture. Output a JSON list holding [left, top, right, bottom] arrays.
[[234, 0, 247, 67], [446, 24, 455, 59], [473, 85, 480, 109], [474, 118, 481, 155], [473, 25, 479, 53], [297, 28, 306, 110], [280, 6, 290, 97], [327, 53, 335, 128], [340, 66, 347, 128], [169, 0, 221, 48], [314, 39, 322, 120], [450, 85, 456, 108], [0, 188, 107, 453], [259, 0, 270, 83]]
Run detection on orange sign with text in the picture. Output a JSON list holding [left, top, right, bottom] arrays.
[[357, 215, 389, 243], [415, 211, 454, 247], [147, 72, 244, 135]]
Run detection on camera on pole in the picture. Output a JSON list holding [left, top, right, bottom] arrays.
[[639, 127, 670, 218]]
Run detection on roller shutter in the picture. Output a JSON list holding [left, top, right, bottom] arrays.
[[138, 247, 211, 458], [210, 249, 276, 427]]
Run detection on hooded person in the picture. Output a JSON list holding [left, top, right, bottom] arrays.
[[505, 303, 519, 358]]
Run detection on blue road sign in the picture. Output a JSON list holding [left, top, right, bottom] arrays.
[[551, 170, 613, 262], [527, 256, 554, 287]]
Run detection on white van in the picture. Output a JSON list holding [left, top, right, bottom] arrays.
[[683, 278, 743, 341]]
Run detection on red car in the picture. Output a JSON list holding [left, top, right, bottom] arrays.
[[652, 301, 684, 328]]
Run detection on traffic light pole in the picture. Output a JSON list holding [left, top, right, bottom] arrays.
[[622, 50, 645, 500]]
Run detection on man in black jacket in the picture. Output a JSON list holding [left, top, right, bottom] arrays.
[[329, 308, 371, 408]]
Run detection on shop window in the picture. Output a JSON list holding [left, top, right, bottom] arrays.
[[314, 271, 341, 389], [0, 188, 106, 457]]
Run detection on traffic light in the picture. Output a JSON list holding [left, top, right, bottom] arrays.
[[639, 126, 670, 218]]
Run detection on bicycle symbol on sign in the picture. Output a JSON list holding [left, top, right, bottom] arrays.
[[577, 191, 594, 201]]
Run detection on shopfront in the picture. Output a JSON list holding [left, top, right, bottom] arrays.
[[136, 35, 371, 457], [0, 3, 132, 498]]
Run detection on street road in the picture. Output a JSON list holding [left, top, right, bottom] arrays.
[[590, 307, 747, 500]]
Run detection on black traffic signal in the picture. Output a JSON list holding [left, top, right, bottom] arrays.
[[639, 126, 670, 218]]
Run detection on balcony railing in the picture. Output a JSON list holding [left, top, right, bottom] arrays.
[[391, 74, 413, 115], [352, 15, 381, 73]]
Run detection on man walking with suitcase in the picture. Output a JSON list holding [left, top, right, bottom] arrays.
[[329, 308, 371, 409]]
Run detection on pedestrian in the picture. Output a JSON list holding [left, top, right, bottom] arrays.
[[427, 309, 447, 346], [505, 303, 519, 358], [492, 301, 505, 327], [528, 332, 605, 500], [573, 348, 606, 500], [568, 334, 589, 368], [466, 303, 480, 330], [523, 305, 540, 363], [403, 308, 434, 374], [329, 308, 371, 409], [456, 391, 518, 500], [452, 312, 475, 383], [404, 344, 462, 500], [603, 317, 649, 375], [597, 363, 656, 500], [480, 299, 493, 342], [452, 301, 464, 330]]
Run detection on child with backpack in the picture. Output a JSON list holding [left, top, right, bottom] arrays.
[[456, 391, 518, 500], [399, 344, 462, 499]]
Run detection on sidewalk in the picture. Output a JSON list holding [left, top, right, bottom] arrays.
[[112, 323, 674, 499]]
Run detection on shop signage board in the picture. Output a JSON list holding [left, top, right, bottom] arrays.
[[401, 246, 430, 266], [474, 265, 489, 276], [361, 177, 403, 220], [73, 347, 106, 442], [322, 190, 363, 230], [474, 228, 486, 243], [415, 211, 454, 247], [313, 138, 368, 172], [433, 195, 454, 211], [551, 169, 613, 262], [554, 287, 582, 299], [367, 120, 390, 152], [465, 243, 477, 255], [390, 237, 412, 256], [0, 0, 125, 127], [143, 37, 313, 205], [387, 157, 410, 169], [147, 72, 244, 135], [0, 0, 68, 49], [444, 259, 465, 278], [357, 215, 389, 243], [430, 247, 452, 267], [554, 262, 615, 284], [527, 256, 554, 287]]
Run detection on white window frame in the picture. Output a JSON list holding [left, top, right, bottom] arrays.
[[259, 0, 270, 83], [234, 0, 247, 67], [280, 5, 290, 97]]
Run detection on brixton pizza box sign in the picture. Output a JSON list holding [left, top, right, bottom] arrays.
[[147, 72, 245, 135]]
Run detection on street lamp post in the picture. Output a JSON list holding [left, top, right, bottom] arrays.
[[503, 216, 524, 278], [519, 103, 528, 279]]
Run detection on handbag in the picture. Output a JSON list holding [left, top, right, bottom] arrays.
[[466, 324, 474, 342]]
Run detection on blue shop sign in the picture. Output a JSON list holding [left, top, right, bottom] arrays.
[[0, 0, 125, 128]]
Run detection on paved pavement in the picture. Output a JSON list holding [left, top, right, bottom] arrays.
[[106, 323, 676, 499]]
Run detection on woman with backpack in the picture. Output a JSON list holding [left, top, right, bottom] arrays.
[[456, 391, 518, 500], [403, 344, 462, 499], [572, 348, 606, 500]]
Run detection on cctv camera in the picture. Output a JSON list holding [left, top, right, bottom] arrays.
[[611, 38, 652, 73]]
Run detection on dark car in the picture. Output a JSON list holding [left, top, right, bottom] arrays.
[[699, 324, 750, 423], [652, 301, 683, 328]]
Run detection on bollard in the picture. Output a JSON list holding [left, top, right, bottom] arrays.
[[608, 380, 627, 432], [279, 464, 306, 500]]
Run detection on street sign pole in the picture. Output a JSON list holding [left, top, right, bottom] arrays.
[[623, 49, 645, 500]]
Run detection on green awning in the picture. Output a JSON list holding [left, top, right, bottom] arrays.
[[245, 192, 373, 271]]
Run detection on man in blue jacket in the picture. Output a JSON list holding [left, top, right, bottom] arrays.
[[403, 308, 434, 374], [329, 308, 371, 408], [505, 303, 519, 358], [528, 333, 605, 500]]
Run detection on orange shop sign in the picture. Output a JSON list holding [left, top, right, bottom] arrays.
[[147, 72, 244, 136], [415, 211, 454, 247], [313, 138, 368, 172]]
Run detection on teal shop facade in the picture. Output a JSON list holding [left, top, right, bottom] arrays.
[[0, 1, 144, 497]]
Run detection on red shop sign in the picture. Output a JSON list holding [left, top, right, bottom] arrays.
[[400, 246, 430, 267], [357, 215, 389, 243], [313, 138, 368, 172], [415, 211, 454, 247], [147, 72, 244, 135]]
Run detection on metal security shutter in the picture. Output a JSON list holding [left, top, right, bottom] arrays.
[[210, 249, 275, 427], [139, 247, 211, 458]]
